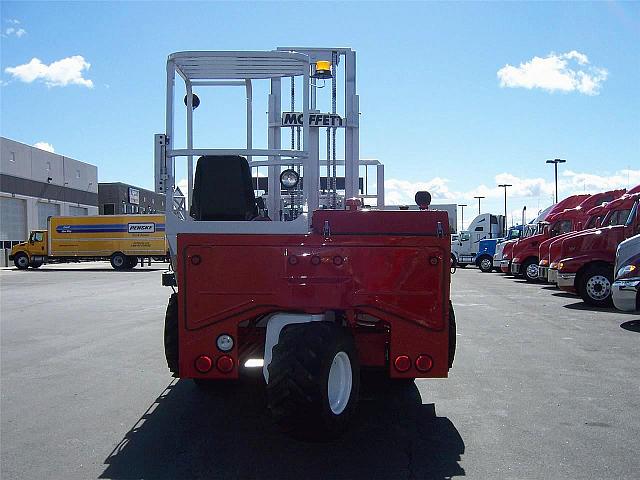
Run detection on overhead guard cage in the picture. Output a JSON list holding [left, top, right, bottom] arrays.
[[155, 49, 373, 254]]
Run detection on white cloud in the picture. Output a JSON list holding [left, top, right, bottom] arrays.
[[7, 19, 21, 25], [497, 51, 608, 95], [384, 177, 455, 205], [4, 27, 27, 37], [33, 142, 55, 153], [385, 169, 640, 207], [562, 169, 640, 192], [5, 56, 94, 88]]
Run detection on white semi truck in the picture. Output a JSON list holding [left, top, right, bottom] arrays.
[[451, 213, 505, 267]]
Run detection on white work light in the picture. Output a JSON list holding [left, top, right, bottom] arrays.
[[280, 169, 300, 190], [216, 334, 234, 352]]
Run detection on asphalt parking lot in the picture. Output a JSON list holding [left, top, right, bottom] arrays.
[[1, 263, 639, 479]]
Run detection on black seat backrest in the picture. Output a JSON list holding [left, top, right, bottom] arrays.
[[190, 155, 257, 221]]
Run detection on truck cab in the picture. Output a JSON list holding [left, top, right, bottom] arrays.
[[546, 203, 613, 284], [556, 192, 640, 307], [510, 194, 599, 282], [9, 230, 48, 269], [491, 229, 516, 271], [473, 225, 523, 272], [451, 213, 504, 267], [612, 234, 640, 312]]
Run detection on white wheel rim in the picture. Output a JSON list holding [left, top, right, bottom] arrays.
[[526, 264, 538, 279], [327, 351, 352, 415], [586, 275, 611, 300], [114, 256, 124, 267], [481, 259, 491, 270], [18, 256, 28, 267]]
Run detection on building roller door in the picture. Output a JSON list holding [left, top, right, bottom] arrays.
[[0, 197, 27, 242], [37, 202, 59, 229], [69, 205, 87, 216]]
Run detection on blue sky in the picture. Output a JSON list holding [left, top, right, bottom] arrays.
[[1, 1, 639, 226]]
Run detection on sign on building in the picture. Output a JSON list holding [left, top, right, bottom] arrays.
[[128, 187, 140, 205]]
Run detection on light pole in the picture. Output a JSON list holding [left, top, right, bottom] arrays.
[[474, 196, 485, 215], [458, 204, 467, 231], [546, 158, 566, 203], [498, 184, 512, 236]]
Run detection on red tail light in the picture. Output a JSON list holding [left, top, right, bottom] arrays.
[[394, 355, 411, 372], [415, 354, 433, 372], [195, 355, 212, 373], [217, 355, 234, 373]]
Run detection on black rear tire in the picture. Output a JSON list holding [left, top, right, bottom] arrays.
[[478, 255, 493, 273], [266, 322, 360, 439], [522, 258, 539, 283], [164, 293, 179, 375], [448, 301, 456, 368], [14, 253, 29, 270], [579, 265, 613, 307], [125, 256, 138, 269], [31, 261, 43, 268], [110, 252, 127, 270]]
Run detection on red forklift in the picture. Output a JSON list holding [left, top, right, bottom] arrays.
[[155, 48, 455, 437]]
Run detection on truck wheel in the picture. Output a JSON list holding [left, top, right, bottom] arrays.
[[110, 252, 127, 270], [164, 293, 179, 375], [579, 265, 613, 307], [522, 259, 539, 283], [126, 256, 138, 269], [31, 261, 43, 269], [14, 253, 29, 270], [266, 322, 360, 439], [450, 254, 457, 267], [448, 301, 456, 368], [478, 256, 493, 273]]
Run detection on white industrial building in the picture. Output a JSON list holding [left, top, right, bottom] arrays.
[[0, 137, 98, 249]]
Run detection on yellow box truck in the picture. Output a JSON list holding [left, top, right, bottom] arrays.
[[9, 215, 168, 270]]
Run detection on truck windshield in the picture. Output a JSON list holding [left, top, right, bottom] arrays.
[[460, 232, 470, 241], [550, 220, 572, 236], [30, 232, 44, 242], [584, 216, 599, 229], [625, 201, 638, 227], [605, 209, 631, 226], [508, 229, 521, 239]]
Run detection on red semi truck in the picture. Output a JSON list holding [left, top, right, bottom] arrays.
[[556, 191, 640, 306], [539, 201, 613, 282], [511, 190, 624, 282], [547, 185, 640, 286], [501, 195, 588, 277]]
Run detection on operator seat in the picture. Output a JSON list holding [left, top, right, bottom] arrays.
[[190, 155, 258, 221]]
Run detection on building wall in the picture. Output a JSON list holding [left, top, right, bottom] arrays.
[[98, 183, 165, 215], [0, 137, 98, 247]]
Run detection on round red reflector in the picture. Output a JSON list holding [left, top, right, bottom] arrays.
[[217, 355, 234, 373], [288, 255, 298, 265], [394, 355, 411, 372], [311, 255, 321, 265], [191, 255, 202, 265], [194, 355, 212, 373], [430, 257, 439, 265], [415, 354, 433, 372], [333, 255, 344, 266]]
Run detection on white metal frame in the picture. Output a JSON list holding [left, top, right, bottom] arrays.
[[156, 48, 382, 255]]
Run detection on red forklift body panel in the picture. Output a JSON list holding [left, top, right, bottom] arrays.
[[177, 209, 452, 380]]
